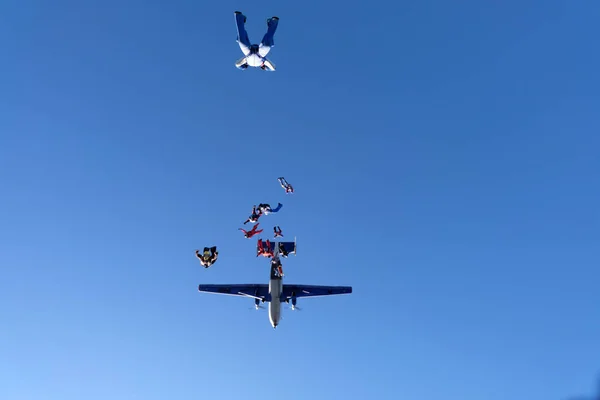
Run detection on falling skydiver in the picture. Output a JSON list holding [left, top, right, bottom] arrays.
[[239, 223, 263, 239], [196, 247, 219, 268], [234, 11, 279, 71], [258, 203, 282, 215], [278, 177, 294, 193], [243, 205, 262, 225]]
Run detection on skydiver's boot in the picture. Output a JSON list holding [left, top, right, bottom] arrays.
[[262, 59, 276, 71]]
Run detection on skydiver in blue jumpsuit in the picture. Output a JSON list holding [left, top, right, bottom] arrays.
[[234, 11, 279, 71], [259, 203, 282, 215]]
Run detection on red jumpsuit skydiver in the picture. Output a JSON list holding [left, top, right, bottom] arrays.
[[239, 223, 263, 239], [257, 239, 274, 257]]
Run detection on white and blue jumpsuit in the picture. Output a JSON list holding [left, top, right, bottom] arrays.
[[234, 12, 279, 71]]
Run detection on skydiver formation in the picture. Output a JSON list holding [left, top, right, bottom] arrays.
[[194, 11, 353, 328], [194, 13, 296, 270], [196, 176, 295, 269]]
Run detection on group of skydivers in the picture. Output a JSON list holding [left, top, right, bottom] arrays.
[[194, 11, 291, 268], [195, 177, 294, 272]]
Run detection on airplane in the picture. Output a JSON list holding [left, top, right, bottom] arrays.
[[197, 241, 352, 328]]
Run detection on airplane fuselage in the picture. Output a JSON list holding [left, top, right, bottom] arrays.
[[268, 277, 282, 328]]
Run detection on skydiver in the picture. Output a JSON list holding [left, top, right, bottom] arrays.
[[278, 242, 289, 258], [259, 203, 282, 215], [239, 223, 263, 239], [278, 177, 294, 193], [257, 238, 274, 258], [243, 205, 262, 225], [195, 246, 218, 268], [258, 203, 271, 213], [271, 256, 284, 277], [234, 12, 279, 71], [273, 226, 283, 238]]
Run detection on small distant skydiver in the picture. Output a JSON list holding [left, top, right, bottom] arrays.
[[243, 205, 262, 225], [273, 226, 283, 238], [239, 223, 263, 239], [234, 11, 279, 71], [258, 203, 283, 215], [257, 239, 274, 258], [278, 242, 290, 258], [195, 246, 218, 268], [278, 177, 294, 193], [271, 256, 284, 277]]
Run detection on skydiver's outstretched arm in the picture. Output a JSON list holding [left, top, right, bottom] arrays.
[[234, 12, 251, 56], [249, 223, 260, 233]]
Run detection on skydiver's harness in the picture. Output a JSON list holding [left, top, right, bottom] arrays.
[[249, 44, 260, 54]]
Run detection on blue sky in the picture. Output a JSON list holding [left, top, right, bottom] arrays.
[[1, 0, 599, 399]]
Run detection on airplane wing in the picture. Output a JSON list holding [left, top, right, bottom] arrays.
[[280, 285, 352, 301], [198, 284, 269, 301]]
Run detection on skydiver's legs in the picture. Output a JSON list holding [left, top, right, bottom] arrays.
[[258, 17, 279, 57], [235, 12, 251, 56], [278, 177, 290, 187]]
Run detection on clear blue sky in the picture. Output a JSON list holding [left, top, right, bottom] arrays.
[[1, 1, 599, 399]]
